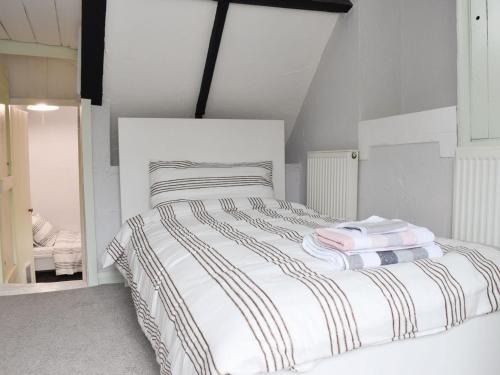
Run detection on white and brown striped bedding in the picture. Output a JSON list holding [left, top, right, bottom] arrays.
[[32, 213, 57, 247], [34, 230, 82, 275], [149, 161, 274, 208], [53, 230, 82, 275], [103, 198, 500, 375]]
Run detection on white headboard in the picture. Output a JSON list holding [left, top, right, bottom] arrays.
[[118, 118, 285, 222]]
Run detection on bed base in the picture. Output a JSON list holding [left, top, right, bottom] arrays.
[[34, 255, 55, 272], [268, 312, 500, 375]]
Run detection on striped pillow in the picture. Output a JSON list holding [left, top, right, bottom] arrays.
[[149, 161, 274, 207], [32, 213, 57, 247]]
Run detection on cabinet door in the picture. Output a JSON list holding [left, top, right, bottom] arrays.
[[470, 0, 489, 140], [470, 0, 500, 140]]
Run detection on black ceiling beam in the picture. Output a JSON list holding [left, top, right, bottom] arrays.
[[196, 0, 352, 118], [81, 0, 107, 106], [220, 0, 352, 13], [196, 0, 230, 118]]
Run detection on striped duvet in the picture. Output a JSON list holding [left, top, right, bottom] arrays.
[[53, 230, 82, 275], [103, 198, 500, 375]]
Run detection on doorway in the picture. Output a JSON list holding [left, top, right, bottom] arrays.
[[14, 105, 84, 284], [0, 95, 99, 294], [0, 97, 98, 294]]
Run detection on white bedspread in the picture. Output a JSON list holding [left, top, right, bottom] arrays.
[[34, 231, 82, 275], [103, 198, 500, 375]]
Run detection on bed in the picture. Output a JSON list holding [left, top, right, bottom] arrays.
[[104, 118, 500, 375], [34, 230, 82, 276]]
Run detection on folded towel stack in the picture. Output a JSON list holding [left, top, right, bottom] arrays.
[[302, 216, 443, 271]]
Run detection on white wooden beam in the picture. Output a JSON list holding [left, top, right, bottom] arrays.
[[10, 98, 80, 106], [0, 40, 77, 60], [358, 106, 458, 160], [80, 98, 99, 287]]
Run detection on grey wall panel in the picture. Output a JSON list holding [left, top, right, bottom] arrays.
[[358, 143, 454, 237]]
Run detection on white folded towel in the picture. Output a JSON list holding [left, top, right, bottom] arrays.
[[302, 233, 443, 271], [335, 216, 409, 235], [316, 216, 435, 254]]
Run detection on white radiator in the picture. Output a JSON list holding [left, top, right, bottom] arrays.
[[453, 147, 500, 248], [307, 150, 359, 221]]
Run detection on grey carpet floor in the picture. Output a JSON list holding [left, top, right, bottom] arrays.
[[0, 284, 160, 375]]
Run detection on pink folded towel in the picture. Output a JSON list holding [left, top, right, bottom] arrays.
[[315, 225, 435, 253]]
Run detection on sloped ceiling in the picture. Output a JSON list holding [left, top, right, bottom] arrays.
[[103, 0, 339, 162], [205, 5, 338, 137], [104, 0, 215, 121], [0, 0, 81, 48]]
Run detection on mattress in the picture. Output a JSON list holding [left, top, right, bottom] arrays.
[[34, 230, 82, 275], [103, 198, 500, 375]]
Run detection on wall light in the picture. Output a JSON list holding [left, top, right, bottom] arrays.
[[27, 104, 60, 112]]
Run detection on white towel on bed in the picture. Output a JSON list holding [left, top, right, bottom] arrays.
[[302, 233, 443, 271]]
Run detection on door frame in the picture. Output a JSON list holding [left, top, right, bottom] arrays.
[[10, 98, 98, 286], [457, 0, 500, 147]]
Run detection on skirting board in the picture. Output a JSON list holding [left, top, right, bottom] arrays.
[[358, 106, 457, 160], [98, 268, 124, 285]]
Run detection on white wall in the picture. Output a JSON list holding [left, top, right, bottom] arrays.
[[285, 1, 360, 203], [286, 0, 457, 236], [401, 0, 457, 113], [0, 54, 78, 100], [28, 106, 81, 232]]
